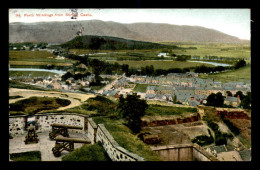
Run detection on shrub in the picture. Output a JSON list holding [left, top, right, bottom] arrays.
[[10, 151, 41, 161], [62, 142, 111, 161], [192, 129, 214, 146]]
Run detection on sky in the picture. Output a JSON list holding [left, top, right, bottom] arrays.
[[9, 8, 251, 40]]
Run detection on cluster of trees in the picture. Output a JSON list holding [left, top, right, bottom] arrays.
[[194, 65, 230, 73], [206, 92, 225, 107], [175, 55, 191, 61], [63, 53, 192, 82], [203, 55, 245, 62], [234, 59, 246, 69], [193, 59, 247, 74], [205, 91, 251, 109], [117, 93, 148, 133], [9, 42, 47, 50], [203, 116, 234, 146]]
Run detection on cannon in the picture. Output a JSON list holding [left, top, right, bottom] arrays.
[[24, 124, 39, 144], [49, 123, 83, 140], [52, 135, 91, 157]]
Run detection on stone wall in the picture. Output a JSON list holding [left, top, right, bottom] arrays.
[[151, 144, 219, 161], [96, 124, 144, 161], [35, 113, 88, 134], [9, 115, 27, 136], [9, 113, 89, 136], [87, 118, 97, 144]]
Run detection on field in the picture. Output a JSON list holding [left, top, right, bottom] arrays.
[[162, 42, 251, 62], [9, 71, 57, 77], [199, 65, 251, 83], [9, 51, 74, 67], [107, 60, 215, 70], [133, 84, 160, 93]]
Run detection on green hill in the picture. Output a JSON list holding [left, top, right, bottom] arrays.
[[61, 35, 178, 50]]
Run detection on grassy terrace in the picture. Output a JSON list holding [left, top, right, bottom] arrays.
[[145, 104, 197, 116], [92, 116, 162, 161], [199, 65, 251, 83]]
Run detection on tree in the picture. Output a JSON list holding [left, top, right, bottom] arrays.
[[234, 59, 246, 69], [226, 91, 233, 97], [234, 91, 245, 101], [206, 92, 224, 107], [117, 93, 148, 133], [240, 92, 251, 109], [215, 92, 224, 107]]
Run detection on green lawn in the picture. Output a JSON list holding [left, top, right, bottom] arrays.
[[133, 84, 154, 93]]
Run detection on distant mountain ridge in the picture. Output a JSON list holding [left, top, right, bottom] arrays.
[[9, 20, 249, 44]]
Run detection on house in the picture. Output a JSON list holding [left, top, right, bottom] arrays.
[[157, 52, 169, 57], [145, 94, 155, 99], [184, 96, 201, 106], [224, 96, 241, 107]]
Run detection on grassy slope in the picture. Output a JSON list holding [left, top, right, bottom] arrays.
[[92, 117, 162, 161]]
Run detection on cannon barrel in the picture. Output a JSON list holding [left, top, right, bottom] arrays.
[[54, 135, 91, 144], [51, 123, 83, 130]]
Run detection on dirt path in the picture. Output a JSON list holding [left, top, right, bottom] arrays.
[[9, 88, 96, 111]]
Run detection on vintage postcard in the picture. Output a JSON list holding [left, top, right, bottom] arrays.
[[9, 8, 251, 162]]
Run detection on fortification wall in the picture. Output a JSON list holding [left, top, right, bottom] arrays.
[[87, 118, 97, 144], [96, 124, 144, 161], [151, 144, 219, 161], [35, 113, 87, 133], [9, 116, 27, 136], [9, 113, 88, 136]]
